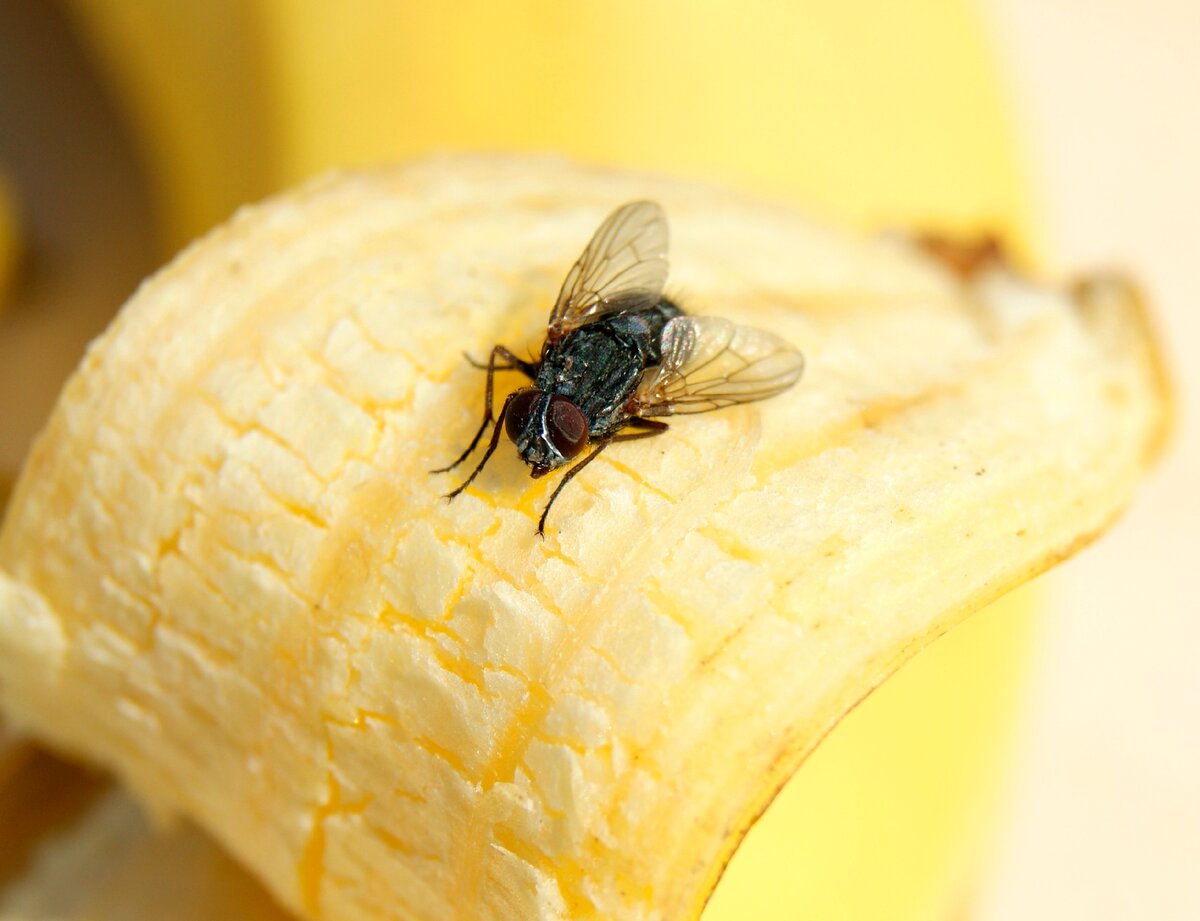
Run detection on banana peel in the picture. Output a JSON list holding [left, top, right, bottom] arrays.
[[0, 156, 1169, 920]]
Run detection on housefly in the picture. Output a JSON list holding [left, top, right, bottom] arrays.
[[434, 200, 805, 535]]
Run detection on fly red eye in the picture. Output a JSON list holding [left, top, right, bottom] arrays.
[[505, 389, 539, 442], [547, 395, 588, 459]]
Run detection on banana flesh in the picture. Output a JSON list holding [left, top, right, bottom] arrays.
[[0, 156, 1168, 921]]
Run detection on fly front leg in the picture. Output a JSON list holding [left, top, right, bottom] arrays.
[[536, 420, 668, 534], [432, 345, 538, 474], [444, 391, 518, 500], [536, 437, 614, 536]]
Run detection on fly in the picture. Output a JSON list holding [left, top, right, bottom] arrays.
[[433, 200, 805, 535]]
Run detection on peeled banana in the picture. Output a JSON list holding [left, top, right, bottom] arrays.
[[0, 156, 1168, 920]]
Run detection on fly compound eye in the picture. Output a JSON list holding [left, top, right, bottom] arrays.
[[547, 395, 588, 460], [505, 389, 540, 443]]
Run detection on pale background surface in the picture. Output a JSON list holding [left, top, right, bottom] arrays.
[[979, 2, 1199, 918]]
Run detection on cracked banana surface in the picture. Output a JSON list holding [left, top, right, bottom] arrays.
[[0, 156, 1168, 920]]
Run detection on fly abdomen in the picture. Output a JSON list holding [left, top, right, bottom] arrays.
[[603, 299, 683, 366]]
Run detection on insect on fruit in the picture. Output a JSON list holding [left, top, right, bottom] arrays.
[[434, 200, 805, 535]]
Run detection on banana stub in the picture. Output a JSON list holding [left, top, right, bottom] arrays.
[[0, 156, 1169, 921]]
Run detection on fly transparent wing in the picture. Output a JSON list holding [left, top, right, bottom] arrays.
[[548, 200, 669, 336], [634, 316, 805, 416]]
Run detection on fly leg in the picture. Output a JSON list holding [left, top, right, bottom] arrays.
[[464, 345, 538, 379], [536, 420, 669, 535], [536, 437, 614, 536], [613, 418, 669, 442], [443, 392, 517, 500], [432, 345, 537, 474]]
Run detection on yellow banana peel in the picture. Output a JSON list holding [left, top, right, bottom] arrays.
[[0, 157, 1168, 920]]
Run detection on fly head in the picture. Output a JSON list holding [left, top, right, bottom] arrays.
[[505, 390, 589, 477]]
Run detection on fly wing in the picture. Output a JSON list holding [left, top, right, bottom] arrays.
[[548, 201, 669, 337], [634, 316, 805, 416]]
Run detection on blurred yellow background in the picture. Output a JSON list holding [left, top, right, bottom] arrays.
[[0, 177, 18, 314], [2, 1, 1193, 919], [63, 0, 1031, 249]]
